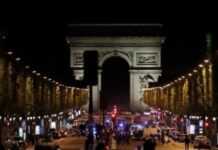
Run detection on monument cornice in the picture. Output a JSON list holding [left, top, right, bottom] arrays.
[[66, 36, 163, 47]]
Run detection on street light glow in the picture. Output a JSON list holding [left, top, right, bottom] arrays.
[[204, 59, 209, 63], [25, 65, 30, 69], [193, 69, 197, 73], [16, 57, 21, 61], [205, 116, 208, 120], [19, 117, 22, 121], [198, 64, 203, 68], [7, 51, 13, 55]]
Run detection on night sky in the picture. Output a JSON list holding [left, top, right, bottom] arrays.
[[0, 8, 214, 86]]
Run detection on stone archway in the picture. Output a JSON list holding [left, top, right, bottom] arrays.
[[67, 36, 163, 112]]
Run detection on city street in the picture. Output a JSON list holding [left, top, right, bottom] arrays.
[[54, 136, 86, 150], [52, 136, 196, 150]]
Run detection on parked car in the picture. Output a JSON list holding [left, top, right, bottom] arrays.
[[193, 135, 212, 149]]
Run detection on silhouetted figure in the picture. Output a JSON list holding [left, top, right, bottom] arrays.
[[95, 140, 105, 150], [144, 136, 156, 150], [0, 143, 5, 150], [161, 130, 165, 144], [184, 135, 190, 150], [143, 138, 149, 150], [85, 138, 89, 150]]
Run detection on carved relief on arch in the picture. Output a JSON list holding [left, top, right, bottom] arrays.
[[99, 50, 132, 67]]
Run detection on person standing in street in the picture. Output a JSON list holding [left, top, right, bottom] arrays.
[[184, 134, 190, 150]]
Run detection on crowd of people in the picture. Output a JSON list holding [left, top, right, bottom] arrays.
[[82, 122, 160, 150]]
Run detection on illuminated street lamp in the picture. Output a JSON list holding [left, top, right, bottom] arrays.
[[19, 117, 22, 121], [205, 116, 208, 120], [7, 51, 13, 55], [198, 64, 203, 68], [204, 59, 209, 63], [15, 57, 21, 61]]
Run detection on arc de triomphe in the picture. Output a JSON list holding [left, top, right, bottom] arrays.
[[67, 36, 162, 112]]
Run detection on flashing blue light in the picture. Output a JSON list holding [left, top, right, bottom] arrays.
[[119, 123, 124, 128], [93, 127, 97, 135]]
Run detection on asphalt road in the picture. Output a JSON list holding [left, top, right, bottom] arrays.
[[53, 136, 197, 150]]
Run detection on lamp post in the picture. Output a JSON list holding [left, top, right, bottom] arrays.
[[88, 85, 93, 122]]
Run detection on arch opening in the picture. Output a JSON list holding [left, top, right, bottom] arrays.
[[101, 56, 130, 111]]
